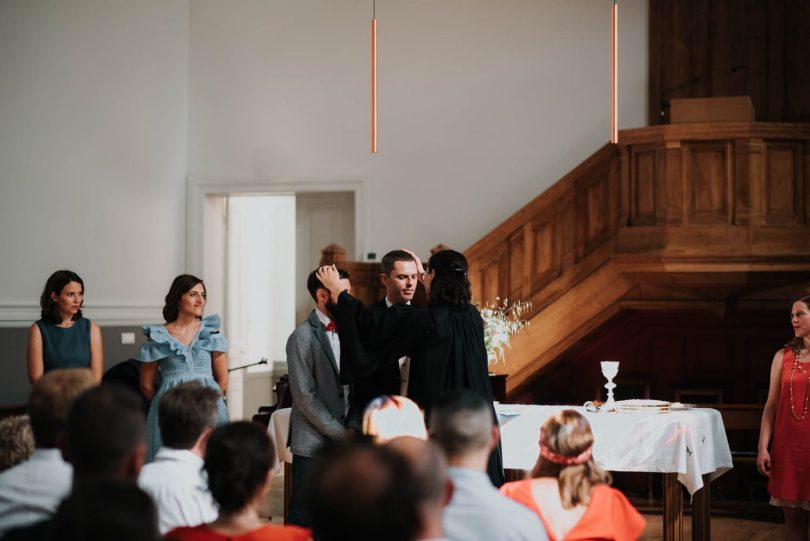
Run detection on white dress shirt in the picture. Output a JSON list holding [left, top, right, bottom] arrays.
[[384, 297, 411, 396], [315, 308, 350, 414], [443, 467, 548, 541], [0, 448, 72, 536], [138, 447, 218, 534]]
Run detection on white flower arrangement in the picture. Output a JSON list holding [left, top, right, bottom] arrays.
[[479, 298, 532, 364]]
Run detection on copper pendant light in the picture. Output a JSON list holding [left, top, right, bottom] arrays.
[[371, 0, 378, 153], [610, 0, 618, 144]]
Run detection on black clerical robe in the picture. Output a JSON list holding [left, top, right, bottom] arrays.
[[346, 299, 404, 428], [332, 290, 505, 487]]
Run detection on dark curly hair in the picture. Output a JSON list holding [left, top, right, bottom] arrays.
[[427, 250, 471, 309], [307, 267, 350, 301], [204, 421, 276, 514], [39, 270, 84, 324], [162, 275, 205, 323]]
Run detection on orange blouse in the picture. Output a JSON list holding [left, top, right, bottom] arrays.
[[166, 524, 311, 541], [500, 480, 645, 541]]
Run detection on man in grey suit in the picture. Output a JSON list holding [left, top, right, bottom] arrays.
[[286, 267, 352, 528]]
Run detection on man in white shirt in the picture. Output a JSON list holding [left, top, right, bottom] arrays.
[[0, 369, 95, 536], [138, 382, 219, 534], [430, 390, 548, 541]]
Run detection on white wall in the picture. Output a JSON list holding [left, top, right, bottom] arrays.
[[188, 0, 648, 258], [0, 0, 189, 323], [0, 0, 647, 320], [295, 192, 355, 323]]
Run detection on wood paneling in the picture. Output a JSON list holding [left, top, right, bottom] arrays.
[[764, 141, 804, 223], [523, 310, 787, 406], [530, 210, 561, 295], [620, 122, 810, 230], [466, 144, 620, 307], [684, 141, 733, 224], [649, 0, 810, 124], [463, 121, 810, 394], [631, 147, 658, 225]]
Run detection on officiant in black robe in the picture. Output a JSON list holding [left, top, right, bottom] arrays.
[[317, 249, 505, 487]]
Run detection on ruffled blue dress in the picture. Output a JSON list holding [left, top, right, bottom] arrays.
[[138, 314, 230, 461]]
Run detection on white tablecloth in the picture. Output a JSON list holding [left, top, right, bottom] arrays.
[[267, 407, 292, 470], [496, 404, 733, 495]]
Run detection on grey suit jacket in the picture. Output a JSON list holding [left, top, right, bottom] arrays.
[[286, 310, 349, 457]]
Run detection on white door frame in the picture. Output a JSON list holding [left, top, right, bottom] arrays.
[[185, 176, 366, 276]]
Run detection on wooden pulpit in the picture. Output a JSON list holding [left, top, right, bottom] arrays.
[[670, 96, 755, 123]]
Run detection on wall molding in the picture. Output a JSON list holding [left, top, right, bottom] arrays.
[[0, 304, 162, 328]]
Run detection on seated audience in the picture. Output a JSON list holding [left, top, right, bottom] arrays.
[[0, 369, 95, 536], [166, 421, 310, 541], [0, 416, 34, 472], [64, 384, 147, 486], [386, 436, 453, 541], [306, 438, 419, 541], [362, 395, 427, 444], [3, 383, 147, 541], [48, 479, 161, 541], [138, 382, 219, 534], [499, 410, 645, 541], [430, 390, 547, 541]]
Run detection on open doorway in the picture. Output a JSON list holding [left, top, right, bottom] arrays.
[[197, 187, 356, 420]]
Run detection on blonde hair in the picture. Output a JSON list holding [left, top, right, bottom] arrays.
[[530, 410, 611, 509], [362, 395, 427, 444], [0, 415, 34, 471]]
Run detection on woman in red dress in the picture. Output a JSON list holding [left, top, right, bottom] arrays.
[[499, 410, 645, 541], [759, 294, 810, 541], [166, 422, 311, 541]]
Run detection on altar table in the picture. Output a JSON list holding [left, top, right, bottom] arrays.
[[496, 404, 733, 541]]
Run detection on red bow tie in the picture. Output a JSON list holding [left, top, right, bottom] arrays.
[[325, 321, 338, 332]]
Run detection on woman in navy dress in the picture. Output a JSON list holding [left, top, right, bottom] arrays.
[[138, 274, 230, 461], [27, 270, 104, 384]]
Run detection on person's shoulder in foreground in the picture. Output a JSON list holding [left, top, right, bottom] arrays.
[[166, 523, 311, 541]]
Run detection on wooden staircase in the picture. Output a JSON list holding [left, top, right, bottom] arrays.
[[464, 121, 810, 398]]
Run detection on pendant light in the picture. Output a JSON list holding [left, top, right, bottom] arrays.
[[371, 0, 378, 153]]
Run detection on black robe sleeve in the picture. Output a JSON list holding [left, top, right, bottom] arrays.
[[330, 290, 432, 386]]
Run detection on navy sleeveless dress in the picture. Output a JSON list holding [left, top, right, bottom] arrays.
[[36, 316, 91, 373]]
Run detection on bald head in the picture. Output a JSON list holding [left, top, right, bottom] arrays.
[[387, 436, 448, 506], [429, 389, 495, 459]]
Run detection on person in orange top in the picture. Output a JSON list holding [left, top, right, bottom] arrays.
[[499, 410, 645, 541], [166, 422, 311, 541]]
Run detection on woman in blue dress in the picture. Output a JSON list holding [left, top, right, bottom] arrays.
[[27, 270, 104, 384], [138, 274, 230, 461]]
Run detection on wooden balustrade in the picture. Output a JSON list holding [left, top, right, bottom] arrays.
[[462, 119, 810, 397]]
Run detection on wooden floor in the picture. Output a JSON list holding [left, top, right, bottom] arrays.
[[260, 466, 286, 525], [262, 469, 784, 539], [639, 514, 782, 540]]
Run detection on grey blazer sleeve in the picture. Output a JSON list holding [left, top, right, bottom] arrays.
[[286, 330, 347, 439]]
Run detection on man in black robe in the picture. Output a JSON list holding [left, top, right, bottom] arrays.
[[322, 250, 506, 487], [346, 250, 419, 429]]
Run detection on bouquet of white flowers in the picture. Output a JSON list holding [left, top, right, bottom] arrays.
[[479, 298, 532, 364]]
